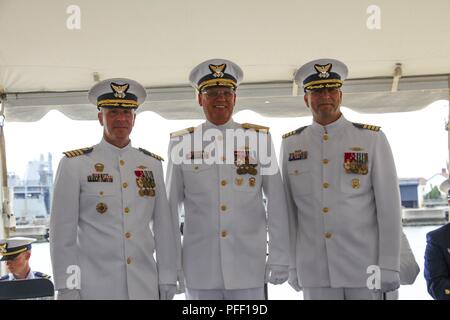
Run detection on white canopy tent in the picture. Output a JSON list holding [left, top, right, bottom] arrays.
[[0, 0, 449, 237], [1, 0, 449, 121]]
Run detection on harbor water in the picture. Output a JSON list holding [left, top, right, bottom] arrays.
[[29, 225, 439, 300]]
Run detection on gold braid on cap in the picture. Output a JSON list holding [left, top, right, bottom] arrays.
[[198, 79, 237, 92], [97, 99, 139, 108], [0, 247, 28, 256]]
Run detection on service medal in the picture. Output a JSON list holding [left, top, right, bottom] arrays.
[[234, 149, 258, 175], [135, 169, 156, 197], [87, 173, 113, 182], [288, 150, 308, 161], [344, 152, 368, 175], [186, 150, 209, 160], [248, 165, 258, 175]]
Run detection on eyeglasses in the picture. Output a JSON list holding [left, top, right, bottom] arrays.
[[201, 87, 235, 98]]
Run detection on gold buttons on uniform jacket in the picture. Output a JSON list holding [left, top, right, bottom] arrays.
[[120, 160, 125, 166], [124, 207, 130, 214], [220, 205, 227, 212], [96, 203, 107, 214], [122, 182, 128, 188], [125, 232, 131, 239], [127, 257, 132, 265], [221, 180, 227, 186], [325, 232, 332, 239], [194, 166, 199, 170], [323, 182, 330, 189], [323, 207, 329, 213], [294, 170, 299, 176], [99, 191, 104, 196], [323, 159, 329, 165], [323, 134, 329, 141], [221, 230, 228, 238]]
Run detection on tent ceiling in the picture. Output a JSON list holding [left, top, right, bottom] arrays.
[[1, 0, 449, 121]]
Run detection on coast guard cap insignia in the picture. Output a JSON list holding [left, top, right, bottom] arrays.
[[209, 64, 226, 78], [314, 63, 332, 79], [110, 83, 130, 99]]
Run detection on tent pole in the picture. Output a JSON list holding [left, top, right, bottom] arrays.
[[0, 96, 15, 244], [448, 75, 450, 176]]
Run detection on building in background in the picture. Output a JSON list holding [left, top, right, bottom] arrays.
[[7, 153, 53, 240], [399, 178, 427, 208], [400, 169, 449, 225]]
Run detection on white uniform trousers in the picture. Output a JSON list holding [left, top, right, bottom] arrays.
[[186, 287, 265, 300], [303, 287, 381, 300]]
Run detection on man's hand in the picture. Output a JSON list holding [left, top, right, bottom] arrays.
[[159, 284, 177, 300], [288, 268, 302, 292], [265, 265, 289, 285], [380, 269, 400, 292]]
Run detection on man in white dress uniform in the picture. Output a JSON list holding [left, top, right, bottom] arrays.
[[50, 78, 179, 300], [281, 58, 402, 300], [166, 59, 290, 299]]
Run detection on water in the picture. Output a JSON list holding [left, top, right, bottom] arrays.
[[29, 225, 439, 300]]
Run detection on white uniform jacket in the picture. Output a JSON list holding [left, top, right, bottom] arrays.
[[281, 115, 401, 288], [50, 139, 177, 299], [399, 230, 420, 285], [166, 120, 290, 290], [385, 230, 420, 300]]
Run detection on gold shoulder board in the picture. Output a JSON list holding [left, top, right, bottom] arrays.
[[241, 123, 269, 133], [139, 148, 164, 161], [34, 272, 51, 279], [170, 127, 195, 139], [63, 147, 93, 158], [282, 126, 308, 138], [352, 123, 381, 132]]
